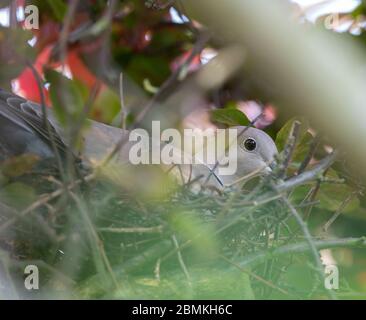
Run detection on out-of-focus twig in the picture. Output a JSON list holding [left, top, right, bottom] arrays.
[[234, 237, 366, 268], [172, 234, 192, 287], [276, 151, 338, 192], [98, 226, 164, 233], [119, 72, 127, 129], [323, 191, 359, 232], [277, 120, 301, 179], [69, 81, 101, 152], [58, 0, 79, 63], [9, 1, 17, 29], [298, 134, 321, 174], [69, 191, 120, 290], [219, 254, 291, 297], [26, 62, 66, 181], [133, 32, 210, 126], [0, 173, 95, 234], [278, 192, 337, 300]]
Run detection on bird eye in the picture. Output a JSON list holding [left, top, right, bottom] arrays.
[[243, 138, 257, 151]]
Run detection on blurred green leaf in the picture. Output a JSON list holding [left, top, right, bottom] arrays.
[[210, 108, 250, 127], [275, 117, 309, 152], [45, 69, 86, 126], [92, 86, 121, 123], [0, 182, 36, 210], [169, 211, 218, 259], [290, 168, 360, 214], [318, 183, 359, 213], [126, 55, 171, 86], [283, 263, 317, 295], [0, 154, 40, 177], [46, 0, 67, 21], [111, 267, 254, 299], [0, 27, 35, 85]]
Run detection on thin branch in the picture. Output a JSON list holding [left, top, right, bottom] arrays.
[[154, 258, 161, 282], [26, 62, 66, 181], [219, 254, 291, 297], [235, 237, 366, 268], [119, 72, 127, 129], [146, 0, 176, 10], [71, 81, 101, 143], [277, 120, 301, 179], [69, 191, 120, 290], [224, 161, 270, 188], [58, 0, 80, 63], [279, 194, 337, 300], [133, 32, 210, 126], [0, 173, 95, 234], [172, 234, 192, 286], [98, 133, 129, 167], [298, 134, 321, 174], [98, 225, 164, 234], [276, 151, 338, 192], [9, 1, 17, 29], [323, 191, 359, 232]]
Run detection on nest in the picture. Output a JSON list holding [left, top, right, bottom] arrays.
[[0, 122, 359, 299]]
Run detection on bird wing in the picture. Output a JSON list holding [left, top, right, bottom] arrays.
[[0, 88, 69, 158]]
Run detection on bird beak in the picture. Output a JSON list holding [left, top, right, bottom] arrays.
[[269, 160, 277, 171], [263, 165, 272, 175], [262, 160, 277, 175]]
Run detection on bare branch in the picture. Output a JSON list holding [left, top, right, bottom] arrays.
[[58, 0, 80, 63], [235, 237, 366, 268], [277, 192, 337, 300], [276, 151, 338, 193], [0, 173, 95, 234], [323, 191, 359, 232], [298, 134, 321, 174], [277, 120, 301, 179], [98, 226, 164, 234], [172, 234, 192, 286]]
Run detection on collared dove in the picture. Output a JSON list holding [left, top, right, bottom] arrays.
[[0, 89, 277, 189]]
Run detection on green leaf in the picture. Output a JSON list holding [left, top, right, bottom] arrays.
[[110, 267, 254, 299], [93, 86, 121, 124], [223, 100, 239, 109], [0, 27, 35, 84], [318, 183, 359, 213], [126, 55, 171, 86], [292, 131, 313, 163], [46, 0, 67, 21], [210, 108, 250, 127], [290, 168, 360, 214], [169, 211, 218, 259], [1, 154, 40, 177], [275, 117, 309, 152], [45, 69, 86, 126], [0, 182, 37, 210]]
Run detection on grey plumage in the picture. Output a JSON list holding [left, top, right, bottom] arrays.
[[0, 89, 278, 188]]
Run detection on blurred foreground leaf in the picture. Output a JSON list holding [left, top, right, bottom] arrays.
[[0, 154, 40, 178], [111, 267, 254, 299], [275, 117, 309, 152], [0, 182, 36, 210], [45, 69, 86, 126], [210, 108, 250, 126]]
